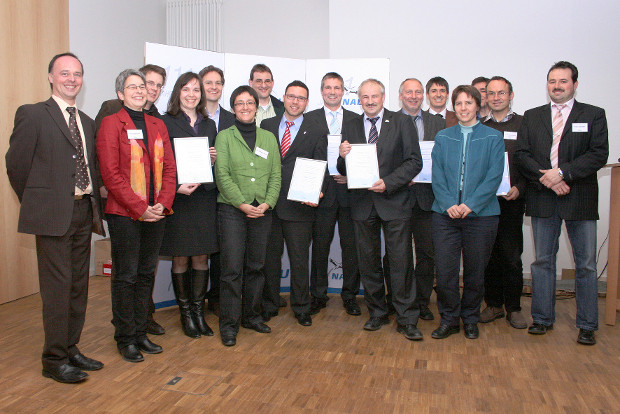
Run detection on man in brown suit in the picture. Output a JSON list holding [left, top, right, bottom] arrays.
[[425, 76, 457, 127]]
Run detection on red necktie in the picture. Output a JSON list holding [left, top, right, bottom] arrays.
[[281, 121, 293, 156]]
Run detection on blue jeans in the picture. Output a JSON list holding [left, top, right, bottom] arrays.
[[531, 211, 598, 330]]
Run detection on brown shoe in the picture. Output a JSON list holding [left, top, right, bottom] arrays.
[[479, 306, 505, 323], [506, 311, 527, 329]]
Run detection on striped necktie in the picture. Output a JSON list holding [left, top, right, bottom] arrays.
[[368, 117, 379, 144], [281, 121, 294, 157], [329, 111, 340, 134], [550, 104, 566, 168]]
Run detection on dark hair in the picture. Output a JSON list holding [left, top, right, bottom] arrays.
[[547, 61, 578, 82], [140, 64, 167, 85], [471, 76, 489, 86], [285, 80, 309, 96], [250, 63, 273, 81], [321, 72, 344, 89], [229, 85, 259, 111], [451, 85, 481, 109], [487, 76, 513, 94], [48, 52, 83, 90], [166, 72, 207, 117], [426, 76, 449, 94], [199, 65, 225, 85]]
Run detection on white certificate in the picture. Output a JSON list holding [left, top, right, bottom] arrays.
[[327, 134, 341, 175], [173, 137, 213, 184], [413, 141, 434, 183], [345, 144, 380, 189], [287, 157, 327, 204], [496, 152, 511, 196]]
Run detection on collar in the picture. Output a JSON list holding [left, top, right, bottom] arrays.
[[484, 110, 515, 123]]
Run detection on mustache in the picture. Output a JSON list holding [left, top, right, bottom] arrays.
[[553, 88, 564, 93]]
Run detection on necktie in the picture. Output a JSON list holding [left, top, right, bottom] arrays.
[[329, 111, 340, 134], [368, 117, 379, 144], [414, 114, 424, 141], [550, 104, 566, 169], [66, 107, 90, 191], [281, 121, 294, 157]]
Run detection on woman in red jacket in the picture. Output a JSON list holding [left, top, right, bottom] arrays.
[[97, 69, 176, 363]]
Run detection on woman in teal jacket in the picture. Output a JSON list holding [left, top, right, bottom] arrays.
[[214, 85, 281, 347], [430, 85, 505, 340]]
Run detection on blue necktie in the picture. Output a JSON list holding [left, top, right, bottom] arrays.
[[368, 117, 379, 144]]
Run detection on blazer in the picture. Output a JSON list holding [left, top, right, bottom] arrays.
[[97, 108, 177, 220], [270, 94, 285, 117], [261, 114, 328, 222], [303, 107, 358, 209], [514, 100, 608, 220], [445, 110, 458, 128], [337, 109, 423, 221], [217, 106, 235, 132], [6, 97, 104, 236], [95, 99, 160, 131]]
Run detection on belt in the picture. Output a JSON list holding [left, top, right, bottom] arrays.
[[74, 193, 91, 200]]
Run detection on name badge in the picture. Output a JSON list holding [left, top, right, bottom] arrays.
[[127, 129, 143, 140], [255, 147, 269, 159], [504, 131, 517, 140], [572, 123, 588, 132]]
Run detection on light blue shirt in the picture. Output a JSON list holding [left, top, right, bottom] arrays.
[[278, 114, 303, 146], [459, 123, 477, 190], [402, 108, 424, 141], [207, 105, 221, 131]]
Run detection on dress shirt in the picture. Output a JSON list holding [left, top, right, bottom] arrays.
[[550, 98, 574, 124], [207, 105, 221, 131], [402, 108, 424, 141], [256, 98, 277, 127], [363, 108, 385, 142], [428, 107, 447, 119], [323, 106, 343, 134], [485, 110, 515, 123], [278, 114, 304, 146]]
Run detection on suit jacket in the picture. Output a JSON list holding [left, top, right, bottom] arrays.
[[445, 110, 458, 127], [337, 109, 423, 221], [261, 114, 327, 221], [270, 94, 285, 117], [514, 100, 608, 220], [304, 107, 358, 208], [408, 110, 445, 211], [217, 105, 235, 132], [97, 108, 177, 220], [6, 97, 104, 236]]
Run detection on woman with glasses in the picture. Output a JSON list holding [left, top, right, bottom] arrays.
[[97, 69, 176, 362], [214, 85, 281, 346], [159, 72, 218, 339]]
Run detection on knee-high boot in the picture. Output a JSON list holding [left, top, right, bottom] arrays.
[[190, 269, 214, 336], [171, 270, 200, 338]]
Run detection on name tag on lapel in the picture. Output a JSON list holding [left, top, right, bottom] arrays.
[[504, 131, 517, 140], [127, 129, 143, 140], [255, 147, 269, 159], [572, 123, 588, 132]]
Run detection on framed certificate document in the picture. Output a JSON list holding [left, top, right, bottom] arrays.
[[413, 141, 434, 183], [345, 144, 380, 189], [496, 152, 511, 196], [173, 137, 213, 184], [287, 157, 327, 204]]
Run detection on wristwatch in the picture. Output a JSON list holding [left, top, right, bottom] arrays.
[[558, 168, 564, 179]]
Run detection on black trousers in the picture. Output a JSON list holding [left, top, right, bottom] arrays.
[[218, 204, 271, 335], [263, 212, 313, 315], [36, 198, 92, 369], [107, 214, 166, 349], [484, 197, 525, 312], [206, 252, 221, 303], [311, 205, 361, 302]]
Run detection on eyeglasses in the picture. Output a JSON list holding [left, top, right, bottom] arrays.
[[203, 81, 223, 87], [234, 101, 256, 107], [285, 94, 308, 102], [486, 91, 508, 98], [146, 81, 163, 90], [125, 84, 146, 91]]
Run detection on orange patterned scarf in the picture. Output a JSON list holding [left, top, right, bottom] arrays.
[[129, 131, 165, 202]]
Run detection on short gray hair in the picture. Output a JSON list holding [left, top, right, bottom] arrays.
[[115, 69, 145, 94], [358, 78, 385, 97]]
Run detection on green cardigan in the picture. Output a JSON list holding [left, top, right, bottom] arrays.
[[214, 125, 281, 209]]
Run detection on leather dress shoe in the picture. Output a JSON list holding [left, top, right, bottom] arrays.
[[261, 310, 278, 322], [136, 337, 163, 354], [68, 353, 104, 371], [296, 313, 312, 326], [397, 324, 423, 341], [528, 323, 553, 335], [463, 323, 479, 339], [118, 344, 144, 363], [221, 334, 236, 347], [146, 319, 165, 335], [242, 322, 271, 333], [42, 364, 88, 383], [506, 311, 527, 329], [363, 316, 390, 331], [479, 306, 505, 323], [279, 296, 287, 307], [431, 324, 460, 339], [343, 299, 362, 316], [309, 298, 327, 315], [419, 306, 434, 321], [577, 329, 596, 345]]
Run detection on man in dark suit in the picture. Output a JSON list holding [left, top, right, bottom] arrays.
[[261, 80, 327, 326], [337, 79, 423, 341], [304, 72, 361, 316], [426, 76, 457, 127], [249, 63, 284, 127], [6, 53, 105, 383], [515, 61, 608, 345]]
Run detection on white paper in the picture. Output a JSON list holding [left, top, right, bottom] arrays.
[[496, 152, 511, 196], [572, 123, 588, 132], [504, 131, 517, 140], [173, 137, 213, 184], [345, 144, 380, 189], [287, 157, 327, 204], [413, 141, 434, 183], [327, 134, 342, 175]]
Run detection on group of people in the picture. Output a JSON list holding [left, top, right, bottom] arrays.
[[6, 53, 608, 384]]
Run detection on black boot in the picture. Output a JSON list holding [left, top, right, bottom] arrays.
[[171, 270, 200, 338], [191, 269, 214, 336]]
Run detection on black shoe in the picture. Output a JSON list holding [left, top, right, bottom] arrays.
[[68, 353, 104, 371], [309, 298, 327, 315], [146, 319, 166, 335], [221, 334, 236, 347], [431, 324, 460, 339], [295, 313, 312, 326], [279, 296, 287, 307], [419, 306, 435, 321], [118, 344, 144, 363], [397, 324, 423, 341], [577, 329, 596, 345], [463, 323, 479, 339], [261, 310, 278, 322], [136, 337, 163, 354], [363, 316, 390, 331], [343, 299, 362, 316], [42, 364, 88, 383], [387, 303, 396, 316], [528, 323, 553, 335], [242, 322, 272, 333]]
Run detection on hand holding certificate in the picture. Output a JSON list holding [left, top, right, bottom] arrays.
[[345, 144, 380, 189], [287, 157, 327, 205], [174, 137, 213, 184], [496, 152, 511, 196]]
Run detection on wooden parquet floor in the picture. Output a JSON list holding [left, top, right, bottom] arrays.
[[0, 276, 618, 413]]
